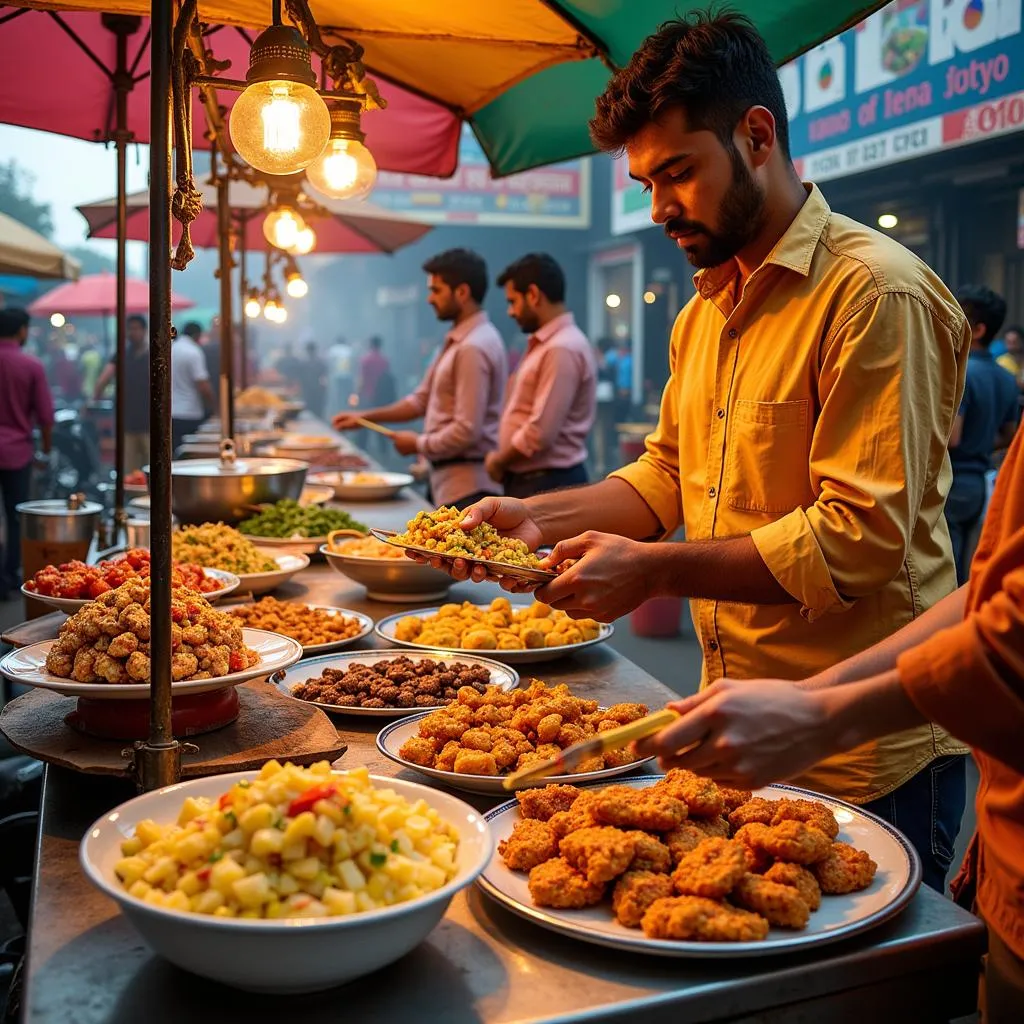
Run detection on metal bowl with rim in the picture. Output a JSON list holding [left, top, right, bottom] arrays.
[[320, 543, 452, 603], [150, 455, 308, 524]]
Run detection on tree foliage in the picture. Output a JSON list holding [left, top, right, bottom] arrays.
[[0, 160, 54, 237]]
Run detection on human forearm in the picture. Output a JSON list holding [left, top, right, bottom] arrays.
[[527, 477, 661, 546], [820, 669, 927, 750], [805, 586, 967, 690], [362, 399, 421, 424], [39, 425, 52, 455]]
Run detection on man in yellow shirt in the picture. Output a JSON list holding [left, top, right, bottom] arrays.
[[431, 12, 970, 890]]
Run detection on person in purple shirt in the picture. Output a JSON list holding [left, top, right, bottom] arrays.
[[0, 308, 54, 595]]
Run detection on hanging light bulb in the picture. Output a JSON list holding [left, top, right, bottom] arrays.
[[228, 24, 331, 175], [285, 265, 308, 298], [290, 224, 316, 255], [275, 305, 289, 323], [263, 295, 281, 321], [244, 289, 263, 319], [263, 204, 307, 251], [305, 101, 378, 201]]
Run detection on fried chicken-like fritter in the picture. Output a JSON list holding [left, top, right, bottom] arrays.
[[560, 827, 637, 884], [612, 871, 674, 928], [771, 799, 840, 840], [663, 824, 708, 865], [757, 821, 832, 865], [728, 797, 777, 832], [763, 861, 822, 911], [527, 857, 605, 908], [641, 896, 769, 942], [626, 831, 672, 873], [548, 792, 601, 839], [654, 769, 725, 819], [453, 749, 498, 775], [671, 837, 748, 899], [811, 842, 877, 894], [691, 815, 730, 839], [498, 819, 559, 872], [592, 785, 687, 832], [397, 736, 438, 767], [515, 784, 581, 822], [719, 787, 753, 813], [733, 874, 810, 929]]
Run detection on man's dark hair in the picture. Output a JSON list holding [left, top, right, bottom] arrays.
[[182, 321, 203, 340], [497, 253, 566, 304], [589, 10, 791, 160], [127, 314, 147, 329], [1005, 324, 1024, 338], [0, 308, 30, 337], [369, 336, 383, 351], [957, 285, 1007, 347], [422, 248, 488, 304]]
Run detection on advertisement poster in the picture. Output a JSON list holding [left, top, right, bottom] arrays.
[[371, 126, 590, 229], [612, 0, 1023, 233]]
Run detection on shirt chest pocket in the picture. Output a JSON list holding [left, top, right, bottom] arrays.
[[724, 399, 811, 514]]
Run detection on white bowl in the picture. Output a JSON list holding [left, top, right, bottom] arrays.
[[234, 551, 310, 596], [324, 471, 415, 502], [80, 771, 493, 993]]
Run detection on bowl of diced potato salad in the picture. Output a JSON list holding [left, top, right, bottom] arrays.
[[80, 761, 492, 993]]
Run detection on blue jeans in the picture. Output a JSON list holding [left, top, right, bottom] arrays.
[[945, 473, 986, 584], [504, 462, 588, 500], [862, 755, 967, 893]]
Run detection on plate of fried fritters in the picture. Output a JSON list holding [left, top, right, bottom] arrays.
[[376, 680, 656, 794], [476, 775, 920, 957]]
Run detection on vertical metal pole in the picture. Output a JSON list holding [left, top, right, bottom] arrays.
[[217, 177, 235, 439], [138, 0, 180, 791], [238, 222, 249, 390]]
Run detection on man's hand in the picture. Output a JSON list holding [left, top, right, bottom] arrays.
[[484, 451, 507, 483], [332, 412, 362, 431], [391, 431, 420, 456], [634, 679, 835, 788], [533, 532, 659, 622]]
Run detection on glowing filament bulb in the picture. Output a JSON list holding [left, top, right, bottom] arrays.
[[261, 86, 302, 155]]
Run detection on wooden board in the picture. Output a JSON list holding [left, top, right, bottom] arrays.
[[2, 610, 65, 648], [0, 678, 346, 778]]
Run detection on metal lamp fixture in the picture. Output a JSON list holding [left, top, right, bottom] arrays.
[[290, 224, 316, 255], [244, 287, 263, 318], [305, 99, 377, 201], [263, 203, 307, 251], [227, 3, 331, 175], [284, 257, 308, 298]]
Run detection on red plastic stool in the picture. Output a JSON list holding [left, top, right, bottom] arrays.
[[630, 597, 684, 638]]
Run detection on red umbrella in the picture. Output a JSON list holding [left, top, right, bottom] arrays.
[[0, 10, 460, 178], [27, 272, 195, 317]]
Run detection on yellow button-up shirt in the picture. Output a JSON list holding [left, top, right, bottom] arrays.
[[613, 185, 970, 802]]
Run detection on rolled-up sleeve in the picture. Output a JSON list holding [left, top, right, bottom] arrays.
[[751, 291, 967, 621], [419, 344, 489, 461], [510, 346, 580, 458], [611, 335, 683, 535]]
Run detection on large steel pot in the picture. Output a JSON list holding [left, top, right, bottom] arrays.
[[147, 447, 308, 524]]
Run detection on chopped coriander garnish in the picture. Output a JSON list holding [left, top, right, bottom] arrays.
[[238, 780, 251, 789], [224, 810, 237, 826], [274, 817, 285, 830], [208, 850, 225, 863], [342, 804, 352, 815], [390, 839, 399, 853], [369, 851, 387, 868]]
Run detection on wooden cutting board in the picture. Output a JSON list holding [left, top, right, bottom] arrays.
[[0, 678, 347, 779]]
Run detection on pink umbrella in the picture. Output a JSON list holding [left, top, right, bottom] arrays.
[[27, 272, 194, 318], [0, 10, 460, 178]]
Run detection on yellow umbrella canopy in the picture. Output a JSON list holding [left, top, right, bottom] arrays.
[[0, 211, 81, 280]]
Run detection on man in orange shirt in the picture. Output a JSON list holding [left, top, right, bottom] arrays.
[[641, 427, 1024, 1019]]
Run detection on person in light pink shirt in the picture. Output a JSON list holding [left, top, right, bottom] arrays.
[[333, 248, 508, 508], [487, 253, 597, 499]]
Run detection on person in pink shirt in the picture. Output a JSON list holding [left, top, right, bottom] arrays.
[[487, 254, 597, 499], [334, 249, 508, 508], [0, 308, 54, 595]]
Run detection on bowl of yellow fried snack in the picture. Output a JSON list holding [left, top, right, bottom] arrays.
[[80, 761, 492, 993], [375, 596, 613, 664]]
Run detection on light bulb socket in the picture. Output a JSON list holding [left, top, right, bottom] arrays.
[[246, 24, 318, 87], [328, 100, 365, 143]]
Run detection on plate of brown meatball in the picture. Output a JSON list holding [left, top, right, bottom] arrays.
[[271, 650, 520, 717]]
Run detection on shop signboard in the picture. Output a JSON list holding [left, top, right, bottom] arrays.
[[611, 0, 1023, 232], [370, 126, 590, 229]]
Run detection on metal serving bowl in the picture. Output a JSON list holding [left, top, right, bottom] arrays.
[[321, 543, 452, 603], [147, 456, 309, 524]]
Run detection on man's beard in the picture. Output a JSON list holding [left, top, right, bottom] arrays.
[[515, 310, 541, 334], [432, 300, 459, 322], [665, 148, 767, 270]]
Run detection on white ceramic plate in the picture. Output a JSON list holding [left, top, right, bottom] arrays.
[[272, 649, 520, 718], [477, 778, 920, 958], [21, 567, 240, 614], [233, 552, 310, 596], [224, 604, 374, 656], [377, 709, 656, 794], [0, 628, 302, 700], [239, 534, 327, 556], [374, 604, 614, 665], [327, 472, 414, 502], [370, 529, 557, 585], [79, 771, 492, 993]]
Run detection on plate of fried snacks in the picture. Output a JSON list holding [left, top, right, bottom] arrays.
[[226, 597, 374, 655], [476, 775, 919, 957], [272, 650, 520, 717], [371, 506, 557, 584], [375, 597, 612, 664], [376, 680, 655, 793], [0, 580, 302, 699], [21, 548, 240, 613]]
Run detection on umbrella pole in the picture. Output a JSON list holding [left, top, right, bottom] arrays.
[[137, 0, 180, 791], [238, 221, 248, 391], [217, 175, 235, 439]]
